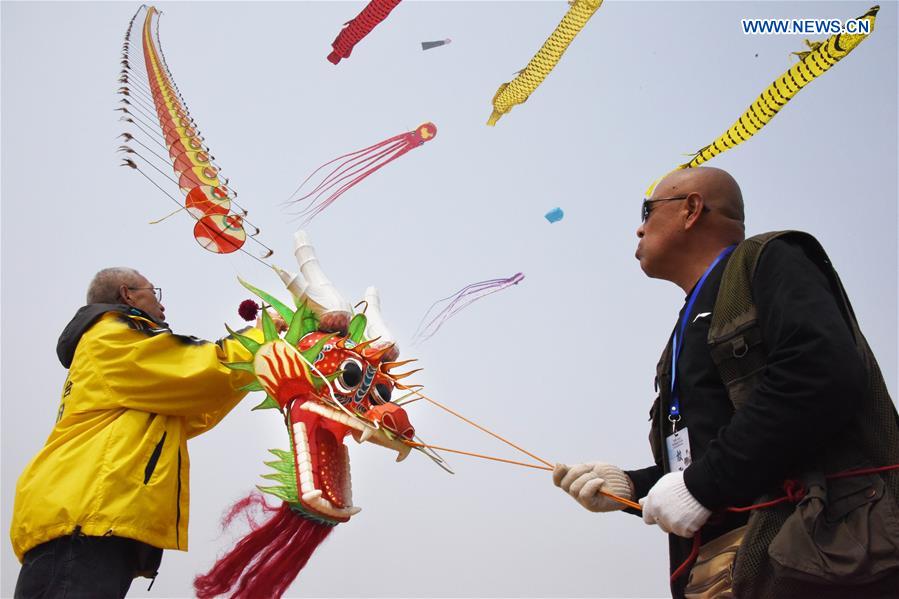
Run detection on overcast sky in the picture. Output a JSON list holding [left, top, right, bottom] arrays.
[[2, 1, 896, 597]]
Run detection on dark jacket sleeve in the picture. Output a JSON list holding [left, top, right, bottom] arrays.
[[623, 464, 663, 516], [684, 239, 867, 509]]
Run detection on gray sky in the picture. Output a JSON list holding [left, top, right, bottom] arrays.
[[2, 1, 896, 597]]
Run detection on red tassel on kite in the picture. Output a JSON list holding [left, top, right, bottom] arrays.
[[194, 493, 333, 599]]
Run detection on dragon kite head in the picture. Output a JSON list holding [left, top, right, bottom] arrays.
[[227, 231, 430, 525]]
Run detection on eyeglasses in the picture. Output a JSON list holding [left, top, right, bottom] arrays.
[[641, 195, 689, 223], [128, 286, 163, 301]]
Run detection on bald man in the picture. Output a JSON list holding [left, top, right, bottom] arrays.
[[553, 168, 898, 598]]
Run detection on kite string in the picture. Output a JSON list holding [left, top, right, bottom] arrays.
[[121, 147, 265, 244], [401, 385, 640, 510], [406, 389, 553, 468], [403, 441, 641, 511], [124, 162, 271, 267], [405, 442, 550, 470], [119, 98, 159, 125]]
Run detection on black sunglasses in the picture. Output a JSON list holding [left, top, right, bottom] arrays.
[[640, 195, 690, 223]]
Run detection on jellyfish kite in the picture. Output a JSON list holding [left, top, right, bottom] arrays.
[[285, 123, 437, 224], [412, 273, 525, 344]]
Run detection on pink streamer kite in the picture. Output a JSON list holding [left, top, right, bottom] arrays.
[[286, 122, 436, 224], [412, 273, 525, 344]]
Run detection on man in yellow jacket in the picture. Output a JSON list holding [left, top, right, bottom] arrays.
[[11, 267, 267, 598]]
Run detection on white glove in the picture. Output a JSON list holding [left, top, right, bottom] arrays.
[[640, 471, 711, 537], [553, 462, 635, 513]]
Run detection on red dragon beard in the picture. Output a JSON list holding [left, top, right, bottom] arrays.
[[194, 492, 334, 599]]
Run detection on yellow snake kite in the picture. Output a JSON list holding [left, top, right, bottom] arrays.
[[487, 0, 602, 126], [648, 5, 878, 193]]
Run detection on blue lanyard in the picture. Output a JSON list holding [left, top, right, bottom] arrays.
[[669, 245, 736, 423]]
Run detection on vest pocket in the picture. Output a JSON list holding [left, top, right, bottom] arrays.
[[768, 472, 899, 584], [685, 525, 746, 599], [143, 431, 167, 484]]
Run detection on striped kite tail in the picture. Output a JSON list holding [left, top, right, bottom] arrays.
[[487, 0, 603, 126]]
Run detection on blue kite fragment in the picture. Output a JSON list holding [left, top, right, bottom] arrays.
[[544, 207, 564, 223]]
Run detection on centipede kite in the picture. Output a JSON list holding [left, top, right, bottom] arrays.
[[648, 5, 878, 193], [117, 6, 273, 261]]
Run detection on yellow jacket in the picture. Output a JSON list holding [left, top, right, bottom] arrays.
[[10, 306, 264, 561]]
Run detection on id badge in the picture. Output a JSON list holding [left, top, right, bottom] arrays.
[[665, 427, 693, 472]]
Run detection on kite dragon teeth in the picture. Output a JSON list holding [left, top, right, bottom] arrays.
[[307, 495, 361, 519], [302, 490, 323, 502], [395, 444, 412, 463], [295, 428, 360, 516], [357, 427, 375, 443], [343, 445, 353, 506], [299, 401, 369, 433], [293, 422, 310, 448], [299, 398, 412, 462]]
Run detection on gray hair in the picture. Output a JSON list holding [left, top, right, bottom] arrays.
[[86, 267, 141, 304]]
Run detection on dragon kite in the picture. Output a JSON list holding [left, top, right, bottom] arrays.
[[488, 0, 603, 126], [647, 5, 878, 194], [194, 230, 450, 598], [328, 0, 403, 64]]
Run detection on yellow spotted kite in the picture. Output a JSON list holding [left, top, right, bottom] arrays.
[[487, 0, 603, 126]]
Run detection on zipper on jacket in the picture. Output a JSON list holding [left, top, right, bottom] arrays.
[[143, 432, 167, 484], [176, 448, 182, 549]]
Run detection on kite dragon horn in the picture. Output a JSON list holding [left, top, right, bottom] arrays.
[[362, 286, 400, 362], [293, 230, 352, 333], [272, 265, 307, 304]]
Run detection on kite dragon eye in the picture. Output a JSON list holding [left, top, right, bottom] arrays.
[[335, 359, 363, 393], [373, 383, 392, 404]]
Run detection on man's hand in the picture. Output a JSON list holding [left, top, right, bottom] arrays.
[[256, 310, 288, 333], [640, 471, 711, 537], [553, 462, 635, 512]]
